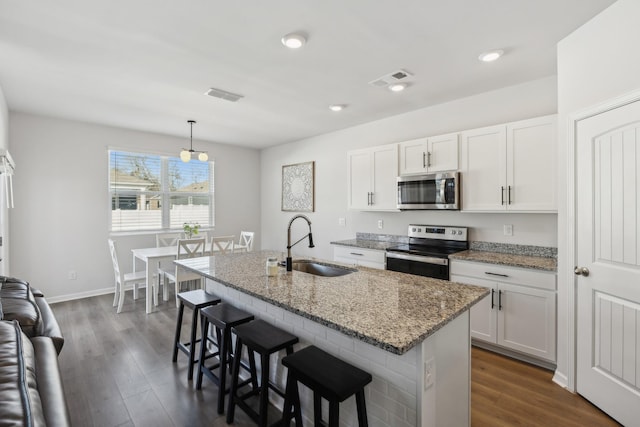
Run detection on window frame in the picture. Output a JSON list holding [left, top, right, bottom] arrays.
[[108, 148, 215, 234]]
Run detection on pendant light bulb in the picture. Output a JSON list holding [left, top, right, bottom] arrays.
[[198, 152, 208, 162], [180, 150, 191, 162]]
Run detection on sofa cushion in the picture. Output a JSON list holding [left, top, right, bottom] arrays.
[[0, 278, 42, 337], [0, 320, 47, 427]]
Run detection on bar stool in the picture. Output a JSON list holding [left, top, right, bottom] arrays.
[[226, 319, 299, 427], [172, 289, 221, 380], [196, 303, 255, 414], [281, 345, 372, 427]]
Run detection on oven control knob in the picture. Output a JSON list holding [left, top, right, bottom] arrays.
[[450, 230, 456, 235], [457, 230, 463, 235]]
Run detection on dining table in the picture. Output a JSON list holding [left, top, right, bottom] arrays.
[[132, 242, 219, 314]]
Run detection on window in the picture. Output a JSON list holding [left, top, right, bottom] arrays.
[[109, 150, 214, 232]]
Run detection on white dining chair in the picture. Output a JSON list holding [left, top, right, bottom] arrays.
[[236, 231, 254, 252], [212, 235, 235, 254], [155, 232, 182, 303], [162, 238, 206, 308], [108, 239, 147, 314], [156, 232, 182, 247]]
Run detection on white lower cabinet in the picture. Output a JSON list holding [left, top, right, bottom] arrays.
[[450, 260, 556, 363], [332, 245, 385, 270]]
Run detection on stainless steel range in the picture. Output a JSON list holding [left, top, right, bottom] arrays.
[[386, 225, 468, 280]]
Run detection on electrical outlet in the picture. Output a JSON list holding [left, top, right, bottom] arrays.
[[338, 217, 346, 226], [424, 358, 435, 390], [68, 270, 77, 280], [377, 219, 384, 229], [503, 224, 513, 236]]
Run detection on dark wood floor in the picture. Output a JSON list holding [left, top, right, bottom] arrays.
[[51, 293, 620, 427]]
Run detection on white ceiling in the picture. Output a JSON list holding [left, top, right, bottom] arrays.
[[0, 0, 616, 149]]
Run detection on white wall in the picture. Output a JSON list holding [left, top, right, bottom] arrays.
[[0, 84, 9, 275], [556, 0, 640, 389], [8, 113, 261, 301], [260, 77, 558, 261]]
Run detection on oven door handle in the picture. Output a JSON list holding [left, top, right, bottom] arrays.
[[386, 252, 448, 265]]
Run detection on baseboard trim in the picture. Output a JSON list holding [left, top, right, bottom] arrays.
[[552, 371, 569, 390], [47, 287, 115, 304]]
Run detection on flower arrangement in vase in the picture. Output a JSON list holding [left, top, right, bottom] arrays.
[[183, 222, 201, 239]]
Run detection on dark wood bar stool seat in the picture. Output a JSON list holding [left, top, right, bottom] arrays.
[[195, 303, 255, 414], [281, 345, 372, 427], [171, 289, 221, 380], [226, 319, 299, 427]]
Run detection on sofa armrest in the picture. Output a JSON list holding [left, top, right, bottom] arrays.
[[31, 337, 71, 427], [30, 287, 44, 298], [35, 296, 64, 354]]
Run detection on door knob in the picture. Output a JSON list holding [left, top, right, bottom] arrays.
[[574, 267, 590, 277]]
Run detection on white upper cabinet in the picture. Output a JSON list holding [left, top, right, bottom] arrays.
[[460, 125, 507, 211], [506, 116, 557, 211], [460, 115, 557, 212], [399, 132, 459, 175], [347, 143, 399, 211]]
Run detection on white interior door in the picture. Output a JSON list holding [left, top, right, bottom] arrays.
[[576, 99, 640, 426]]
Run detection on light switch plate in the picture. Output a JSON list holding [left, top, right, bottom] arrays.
[[338, 217, 346, 226], [503, 224, 513, 236], [378, 219, 384, 229]]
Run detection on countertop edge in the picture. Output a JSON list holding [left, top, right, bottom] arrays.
[[176, 258, 489, 355]]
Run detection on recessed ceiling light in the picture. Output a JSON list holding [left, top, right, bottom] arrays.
[[329, 104, 345, 112], [388, 83, 407, 92], [281, 33, 306, 49], [478, 49, 504, 62]]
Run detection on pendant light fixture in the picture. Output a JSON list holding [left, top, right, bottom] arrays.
[[180, 120, 208, 162]]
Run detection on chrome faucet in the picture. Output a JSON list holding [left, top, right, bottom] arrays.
[[286, 214, 315, 271]]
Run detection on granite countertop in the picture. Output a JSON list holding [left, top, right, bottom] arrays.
[[176, 251, 488, 355], [330, 239, 397, 251], [449, 250, 557, 272]]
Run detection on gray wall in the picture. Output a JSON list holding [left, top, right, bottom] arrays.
[[260, 76, 559, 261], [8, 112, 261, 301], [0, 85, 8, 275]]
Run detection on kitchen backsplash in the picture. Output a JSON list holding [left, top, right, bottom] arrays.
[[356, 232, 408, 244], [355, 232, 557, 259], [469, 241, 557, 258]]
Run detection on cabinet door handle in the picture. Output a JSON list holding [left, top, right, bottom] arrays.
[[427, 152, 432, 168], [501, 186, 505, 205], [423, 152, 426, 168], [350, 252, 364, 256], [370, 192, 375, 205], [485, 271, 509, 278], [367, 192, 371, 206], [508, 185, 512, 205], [498, 289, 503, 310], [490, 288, 495, 309]]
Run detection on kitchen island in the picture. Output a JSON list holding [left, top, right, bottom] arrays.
[[176, 251, 487, 427]]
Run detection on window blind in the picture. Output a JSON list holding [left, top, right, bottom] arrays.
[[109, 150, 214, 232]]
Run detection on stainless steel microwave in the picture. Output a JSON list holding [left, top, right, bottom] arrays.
[[397, 171, 460, 210]]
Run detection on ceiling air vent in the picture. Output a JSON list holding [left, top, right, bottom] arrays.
[[205, 87, 244, 102], [368, 69, 413, 87]]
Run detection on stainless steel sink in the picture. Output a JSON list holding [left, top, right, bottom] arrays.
[[291, 260, 356, 277]]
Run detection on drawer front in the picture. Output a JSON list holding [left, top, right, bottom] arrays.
[[450, 260, 556, 291], [333, 246, 386, 264]]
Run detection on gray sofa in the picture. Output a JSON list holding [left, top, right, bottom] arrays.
[[0, 276, 70, 427]]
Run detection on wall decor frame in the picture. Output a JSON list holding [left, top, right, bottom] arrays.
[[281, 161, 315, 212]]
